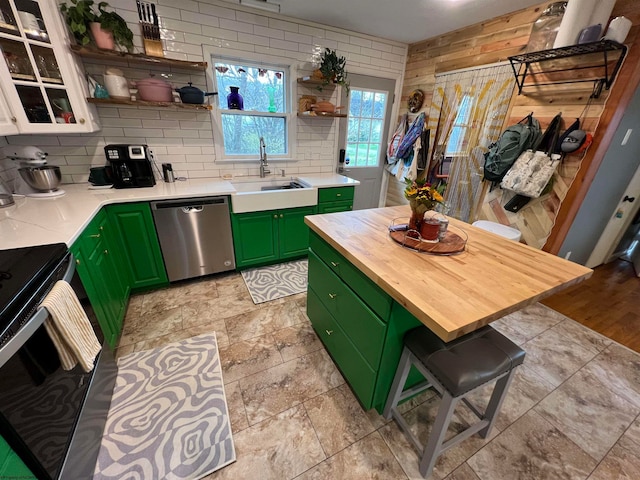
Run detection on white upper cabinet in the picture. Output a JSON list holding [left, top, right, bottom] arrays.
[[0, 0, 99, 134]]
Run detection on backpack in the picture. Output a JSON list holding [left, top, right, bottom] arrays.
[[483, 114, 542, 183]]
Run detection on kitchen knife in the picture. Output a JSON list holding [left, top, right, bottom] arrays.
[[141, 2, 147, 22], [151, 3, 158, 26], [146, 4, 152, 26], [136, 0, 143, 21]]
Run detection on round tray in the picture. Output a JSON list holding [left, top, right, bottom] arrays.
[[388, 218, 467, 255]]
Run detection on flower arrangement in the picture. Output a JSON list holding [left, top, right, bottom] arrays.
[[404, 178, 444, 215]]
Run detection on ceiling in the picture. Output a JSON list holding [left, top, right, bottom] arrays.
[[229, 0, 543, 44]]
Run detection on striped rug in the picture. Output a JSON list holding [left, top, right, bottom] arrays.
[[241, 259, 308, 304], [93, 333, 235, 479]]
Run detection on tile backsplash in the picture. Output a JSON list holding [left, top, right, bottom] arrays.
[[0, 0, 407, 184]]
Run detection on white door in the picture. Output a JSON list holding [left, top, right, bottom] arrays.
[[586, 163, 640, 268], [338, 74, 395, 210]]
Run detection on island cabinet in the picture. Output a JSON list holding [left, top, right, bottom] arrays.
[[106, 203, 168, 290], [231, 205, 317, 268], [307, 231, 424, 412], [71, 208, 129, 349], [317, 186, 354, 213]]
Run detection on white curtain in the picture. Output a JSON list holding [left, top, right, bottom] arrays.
[[426, 63, 514, 222]]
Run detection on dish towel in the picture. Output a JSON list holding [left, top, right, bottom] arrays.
[[40, 280, 101, 373]]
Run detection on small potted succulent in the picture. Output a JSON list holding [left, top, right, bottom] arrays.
[[60, 0, 133, 52], [314, 48, 350, 94]]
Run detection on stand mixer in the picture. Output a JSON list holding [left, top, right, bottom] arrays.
[[2, 146, 65, 197]]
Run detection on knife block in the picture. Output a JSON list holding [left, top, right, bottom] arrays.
[[143, 38, 164, 57]]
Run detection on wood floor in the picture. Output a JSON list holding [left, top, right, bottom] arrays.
[[542, 259, 640, 353]]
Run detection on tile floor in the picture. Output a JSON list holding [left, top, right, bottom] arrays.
[[116, 272, 640, 480]]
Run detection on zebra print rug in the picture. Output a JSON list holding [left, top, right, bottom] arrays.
[[241, 259, 308, 304], [93, 333, 235, 479]]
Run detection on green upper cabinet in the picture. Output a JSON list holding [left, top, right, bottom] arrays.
[[231, 205, 316, 268], [106, 203, 168, 290], [317, 186, 354, 214]]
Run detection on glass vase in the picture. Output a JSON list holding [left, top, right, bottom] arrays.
[[227, 86, 244, 110]]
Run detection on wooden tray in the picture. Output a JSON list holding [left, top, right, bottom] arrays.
[[389, 226, 466, 254]]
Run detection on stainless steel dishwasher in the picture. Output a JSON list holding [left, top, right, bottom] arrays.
[[151, 196, 235, 282]]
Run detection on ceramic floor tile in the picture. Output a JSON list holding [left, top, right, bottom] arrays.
[[240, 349, 344, 425], [521, 329, 599, 388], [205, 405, 325, 480], [183, 295, 260, 330], [140, 278, 219, 315], [534, 368, 639, 461], [224, 381, 249, 434], [124, 294, 143, 322], [214, 272, 249, 298], [115, 344, 135, 359], [133, 319, 228, 352], [273, 323, 323, 362], [119, 306, 183, 347], [225, 299, 308, 343], [295, 431, 407, 480], [467, 410, 597, 480], [218, 334, 283, 384], [587, 442, 640, 480], [583, 344, 640, 409], [304, 384, 376, 456], [551, 318, 613, 354], [444, 463, 481, 480], [491, 303, 566, 345]]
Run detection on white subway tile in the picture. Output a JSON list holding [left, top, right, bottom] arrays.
[[142, 119, 180, 129], [253, 25, 284, 40], [199, 3, 236, 20], [163, 129, 200, 138], [350, 36, 372, 48], [160, 111, 200, 121], [117, 109, 161, 119], [269, 38, 299, 52], [201, 26, 238, 41], [371, 41, 393, 53], [338, 42, 361, 54], [237, 32, 269, 46], [299, 25, 325, 38], [235, 11, 268, 27], [361, 47, 382, 59], [125, 128, 165, 137], [161, 18, 202, 34], [101, 117, 143, 127], [167, 146, 201, 155], [219, 18, 254, 34], [370, 57, 391, 68], [161, 0, 198, 12], [179, 120, 212, 130], [392, 45, 407, 56], [181, 11, 219, 27], [332, 31, 350, 44], [100, 127, 126, 136], [285, 31, 312, 45], [268, 18, 298, 33]]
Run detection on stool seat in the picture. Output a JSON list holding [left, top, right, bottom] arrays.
[[384, 325, 525, 478], [405, 326, 525, 397]]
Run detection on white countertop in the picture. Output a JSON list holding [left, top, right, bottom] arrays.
[[0, 174, 358, 250]]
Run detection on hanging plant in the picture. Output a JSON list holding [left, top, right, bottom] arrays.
[[317, 48, 350, 95]]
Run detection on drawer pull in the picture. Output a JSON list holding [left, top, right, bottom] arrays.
[[90, 234, 100, 238], [104, 249, 109, 255], [336, 193, 342, 197], [325, 329, 333, 336], [330, 261, 339, 267], [328, 293, 337, 299]]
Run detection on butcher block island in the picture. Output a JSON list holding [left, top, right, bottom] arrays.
[[304, 206, 593, 413]]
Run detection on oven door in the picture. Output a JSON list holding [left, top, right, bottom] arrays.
[[0, 254, 116, 480]]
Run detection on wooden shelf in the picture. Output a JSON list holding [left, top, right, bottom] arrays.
[[297, 112, 346, 118], [70, 45, 208, 71], [87, 97, 212, 110], [297, 76, 337, 87]]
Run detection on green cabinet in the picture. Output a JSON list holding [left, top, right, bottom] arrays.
[[232, 206, 316, 268], [71, 208, 129, 349], [106, 203, 168, 290], [317, 186, 354, 213], [307, 230, 423, 413], [0, 437, 35, 479]]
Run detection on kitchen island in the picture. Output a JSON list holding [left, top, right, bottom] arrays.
[[305, 206, 593, 412]]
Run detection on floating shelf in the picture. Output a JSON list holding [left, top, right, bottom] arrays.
[[297, 76, 338, 88], [508, 40, 628, 98], [70, 45, 208, 71], [297, 112, 347, 118], [87, 97, 212, 110]]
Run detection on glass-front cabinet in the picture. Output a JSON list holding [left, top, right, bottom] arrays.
[[0, 0, 99, 134]]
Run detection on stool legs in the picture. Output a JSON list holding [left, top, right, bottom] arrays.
[[478, 367, 517, 438], [419, 391, 458, 478], [383, 348, 413, 420]]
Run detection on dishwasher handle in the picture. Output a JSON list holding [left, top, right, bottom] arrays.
[[151, 196, 228, 210], [182, 206, 203, 213]]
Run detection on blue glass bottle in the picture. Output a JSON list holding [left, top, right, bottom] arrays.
[[227, 86, 244, 110]]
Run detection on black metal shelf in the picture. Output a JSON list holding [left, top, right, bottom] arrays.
[[508, 40, 628, 98]]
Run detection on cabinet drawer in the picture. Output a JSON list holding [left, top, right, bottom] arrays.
[[307, 287, 376, 408], [308, 251, 386, 369], [317, 201, 352, 214], [309, 232, 392, 320], [318, 186, 354, 203]]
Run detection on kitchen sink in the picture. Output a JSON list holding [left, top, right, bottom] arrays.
[[230, 178, 317, 213]]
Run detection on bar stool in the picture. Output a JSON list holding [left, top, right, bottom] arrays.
[[383, 325, 525, 478]]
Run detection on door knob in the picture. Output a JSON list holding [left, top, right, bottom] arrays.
[[623, 195, 635, 203]]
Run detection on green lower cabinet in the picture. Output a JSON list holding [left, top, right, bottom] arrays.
[[317, 186, 354, 213], [0, 436, 35, 479], [317, 201, 352, 213], [232, 206, 316, 268], [106, 203, 168, 290]]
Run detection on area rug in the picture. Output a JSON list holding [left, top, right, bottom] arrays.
[[93, 333, 235, 480], [241, 259, 308, 304]]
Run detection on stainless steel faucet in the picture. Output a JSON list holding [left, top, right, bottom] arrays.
[[259, 137, 270, 178]]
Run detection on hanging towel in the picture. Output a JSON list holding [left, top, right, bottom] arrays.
[[40, 280, 101, 373]]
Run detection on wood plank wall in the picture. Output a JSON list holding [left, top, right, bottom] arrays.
[[390, 0, 640, 251]]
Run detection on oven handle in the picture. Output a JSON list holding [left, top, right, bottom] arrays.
[[0, 253, 76, 369]]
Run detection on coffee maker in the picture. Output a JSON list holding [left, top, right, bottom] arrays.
[[104, 144, 156, 188]]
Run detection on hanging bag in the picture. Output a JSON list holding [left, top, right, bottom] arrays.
[[387, 113, 408, 164], [501, 113, 563, 198]]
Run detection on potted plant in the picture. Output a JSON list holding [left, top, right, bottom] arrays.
[[315, 48, 350, 94], [60, 0, 133, 52]]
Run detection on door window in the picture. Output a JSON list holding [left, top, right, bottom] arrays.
[[345, 89, 387, 167]]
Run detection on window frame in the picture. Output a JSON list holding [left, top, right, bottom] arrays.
[[345, 87, 389, 169], [205, 48, 297, 163], [445, 94, 474, 157]]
